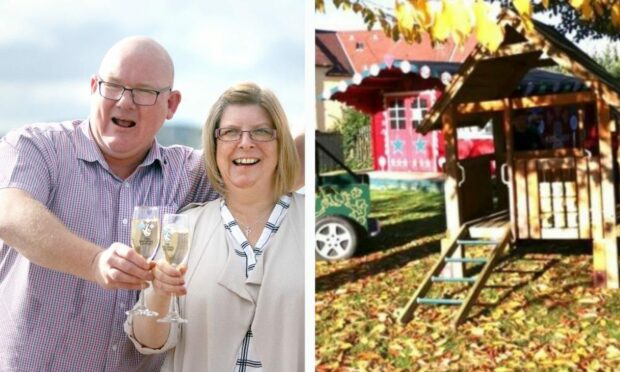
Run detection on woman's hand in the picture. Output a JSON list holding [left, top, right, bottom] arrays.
[[151, 259, 187, 297]]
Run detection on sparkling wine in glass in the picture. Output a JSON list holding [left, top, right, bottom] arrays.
[[157, 213, 191, 324], [125, 206, 160, 317]]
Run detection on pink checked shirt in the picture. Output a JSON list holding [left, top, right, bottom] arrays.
[[0, 120, 217, 372]]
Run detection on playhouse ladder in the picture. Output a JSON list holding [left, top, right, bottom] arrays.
[[398, 225, 512, 329]]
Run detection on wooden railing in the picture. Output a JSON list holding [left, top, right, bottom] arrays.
[[513, 153, 600, 240]]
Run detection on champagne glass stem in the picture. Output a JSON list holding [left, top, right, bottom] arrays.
[[140, 282, 148, 308], [171, 295, 178, 316]]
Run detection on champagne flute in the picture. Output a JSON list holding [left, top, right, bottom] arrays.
[[125, 206, 160, 317], [157, 213, 191, 324]]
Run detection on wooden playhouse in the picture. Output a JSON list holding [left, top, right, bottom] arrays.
[[399, 10, 620, 328]]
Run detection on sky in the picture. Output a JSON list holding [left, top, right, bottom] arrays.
[[0, 0, 305, 136]]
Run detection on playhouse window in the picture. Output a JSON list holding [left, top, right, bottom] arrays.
[[411, 96, 429, 128], [388, 99, 406, 129], [514, 106, 581, 152]]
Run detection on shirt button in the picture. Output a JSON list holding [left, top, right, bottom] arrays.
[[122, 218, 128, 225], [124, 182, 130, 188], [111, 344, 118, 351]]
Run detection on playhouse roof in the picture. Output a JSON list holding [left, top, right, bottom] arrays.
[[323, 59, 585, 115], [417, 10, 620, 134]]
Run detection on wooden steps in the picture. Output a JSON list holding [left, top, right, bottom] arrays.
[[398, 225, 512, 328]]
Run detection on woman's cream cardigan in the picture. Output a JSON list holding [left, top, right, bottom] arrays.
[[125, 193, 305, 371]]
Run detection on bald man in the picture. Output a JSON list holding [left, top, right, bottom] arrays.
[[0, 37, 217, 371]]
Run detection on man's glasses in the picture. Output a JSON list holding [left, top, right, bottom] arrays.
[[215, 127, 277, 142], [97, 77, 171, 106]]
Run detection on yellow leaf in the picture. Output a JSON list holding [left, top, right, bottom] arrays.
[[542, 0, 549, 8], [409, 346, 422, 358], [578, 296, 599, 303], [589, 359, 601, 370], [445, 0, 472, 45], [412, 0, 433, 29], [593, 1, 604, 16], [316, 0, 325, 13], [431, 1, 451, 41], [581, 0, 593, 21], [436, 337, 448, 347], [612, 4, 620, 28], [606, 345, 620, 360], [513, 0, 532, 17], [534, 348, 547, 360], [581, 311, 597, 319], [575, 346, 588, 356], [471, 327, 484, 336], [473, 0, 504, 52], [370, 323, 386, 335], [553, 331, 566, 340], [395, 0, 415, 31], [377, 312, 388, 322], [569, 0, 584, 9]]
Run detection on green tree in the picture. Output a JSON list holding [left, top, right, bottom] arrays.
[[335, 107, 372, 170], [593, 44, 620, 78]]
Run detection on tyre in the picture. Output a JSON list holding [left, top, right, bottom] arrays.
[[315, 216, 358, 261]]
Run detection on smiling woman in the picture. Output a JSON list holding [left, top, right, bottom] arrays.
[[126, 82, 304, 371], [202, 82, 300, 201], [215, 104, 279, 198]]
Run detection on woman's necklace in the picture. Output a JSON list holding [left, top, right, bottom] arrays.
[[240, 221, 257, 237], [231, 207, 272, 239]]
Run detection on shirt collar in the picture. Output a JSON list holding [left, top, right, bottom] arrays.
[[76, 119, 164, 168], [75, 119, 103, 163]]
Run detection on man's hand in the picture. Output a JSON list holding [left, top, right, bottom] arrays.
[[92, 243, 154, 290]]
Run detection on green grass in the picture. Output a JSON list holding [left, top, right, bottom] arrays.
[[316, 188, 620, 370]]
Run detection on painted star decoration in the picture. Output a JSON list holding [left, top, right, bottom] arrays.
[[392, 138, 404, 154], [415, 137, 427, 153]]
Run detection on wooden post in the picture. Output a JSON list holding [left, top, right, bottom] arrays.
[[526, 159, 541, 239], [503, 99, 517, 239], [493, 112, 509, 210], [594, 83, 618, 288], [442, 105, 463, 278], [515, 159, 529, 239]]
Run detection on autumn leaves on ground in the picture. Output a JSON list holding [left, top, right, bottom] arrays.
[[315, 189, 620, 370]]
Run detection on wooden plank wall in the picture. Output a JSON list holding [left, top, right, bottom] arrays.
[[514, 156, 596, 240]]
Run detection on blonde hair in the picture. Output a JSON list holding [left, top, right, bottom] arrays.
[[202, 82, 300, 201]]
